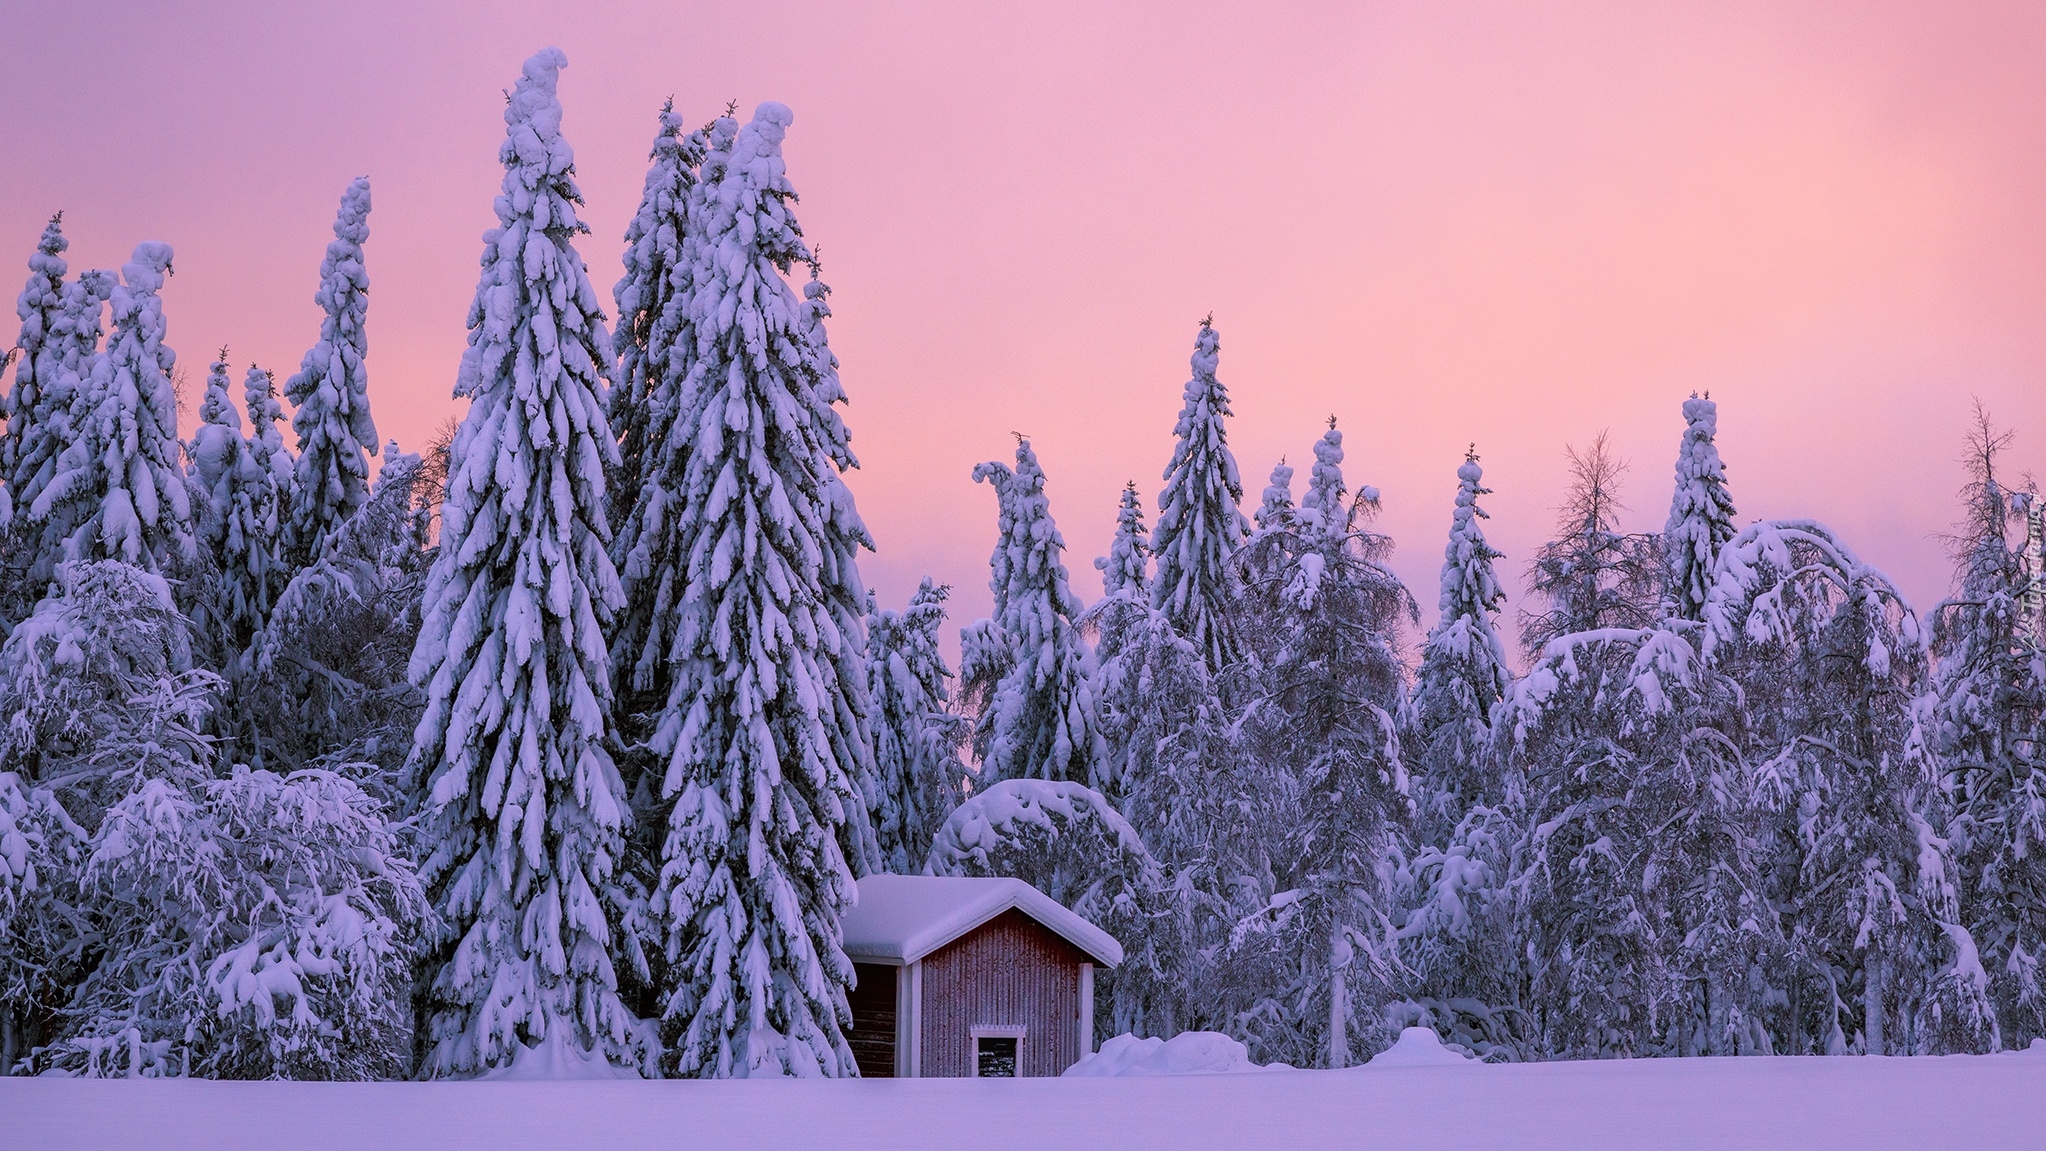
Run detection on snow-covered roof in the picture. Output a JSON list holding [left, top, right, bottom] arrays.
[[841, 875, 1123, 968]]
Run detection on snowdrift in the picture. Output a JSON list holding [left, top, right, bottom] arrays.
[[11, 1050, 2046, 1150], [1063, 1031, 1287, 1076], [1363, 1025, 1480, 1067]]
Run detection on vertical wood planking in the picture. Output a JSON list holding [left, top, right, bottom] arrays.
[[917, 909, 1086, 1077]]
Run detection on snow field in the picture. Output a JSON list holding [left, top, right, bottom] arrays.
[[9, 1049, 2044, 1151]]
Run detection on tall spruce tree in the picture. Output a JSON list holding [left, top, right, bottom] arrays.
[[1098, 480, 1151, 599], [964, 437, 1107, 790], [1408, 448, 1512, 834], [187, 355, 290, 676], [1084, 477, 1220, 1028], [1151, 318, 1249, 672], [187, 352, 246, 651], [1256, 459, 1295, 533], [285, 177, 377, 567], [4, 215, 69, 522], [243, 364, 294, 516], [609, 100, 703, 527], [648, 101, 875, 1078], [866, 579, 967, 874], [1087, 479, 1195, 813], [405, 49, 638, 1076], [1666, 393, 1737, 622], [11, 258, 114, 577], [1228, 417, 1414, 1068], [9, 223, 117, 610], [611, 112, 732, 715], [31, 243, 191, 574]]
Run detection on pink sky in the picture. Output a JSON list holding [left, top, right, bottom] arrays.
[[5, 2, 2044, 654]]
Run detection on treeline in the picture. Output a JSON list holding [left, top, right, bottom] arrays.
[[1, 47, 2041, 1080]]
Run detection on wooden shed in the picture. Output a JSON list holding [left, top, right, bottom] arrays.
[[841, 874, 1123, 1078]]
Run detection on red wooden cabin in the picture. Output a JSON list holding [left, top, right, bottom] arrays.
[[841, 875, 1123, 1078]]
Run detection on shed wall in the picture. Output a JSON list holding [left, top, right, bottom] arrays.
[[917, 909, 1085, 1077]]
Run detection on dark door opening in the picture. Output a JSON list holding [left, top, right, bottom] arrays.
[[848, 962, 898, 1077]]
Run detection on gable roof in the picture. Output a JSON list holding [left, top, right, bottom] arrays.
[[841, 875, 1123, 968]]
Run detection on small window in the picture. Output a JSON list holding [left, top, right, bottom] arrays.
[[970, 1025, 1025, 1077], [976, 1036, 1018, 1078]]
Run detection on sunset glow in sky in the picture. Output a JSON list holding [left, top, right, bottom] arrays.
[[6, 2, 2044, 651]]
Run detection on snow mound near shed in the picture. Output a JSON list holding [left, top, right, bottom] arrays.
[[1064, 1032, 1290, 1076], [478, 1032, 641, 1081], [1364, 1027, 1480, 1067]]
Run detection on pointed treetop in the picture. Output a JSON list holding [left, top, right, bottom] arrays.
[[1257, 458, 1296, 533], [7, 213, 71, 471], [196, 349, 239, 432], [1665, 392, 1736, 622], [1097, 480, 1151, 600], [1438, 448, 1505, 622], [1302, 420, 1348, 535], [1151, 317, 1249, 670], [284, 174, 378, 566]]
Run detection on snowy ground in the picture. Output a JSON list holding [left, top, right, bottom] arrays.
[[9, 1051, 2045, 1151]]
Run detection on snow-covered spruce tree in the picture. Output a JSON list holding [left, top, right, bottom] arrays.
[[1078, 479, 1216, 1031], [284, 177, 378, 568], [1097, 480, 1150, 600], [1234, 459, 1297, 596], [187, 351, 274, 674], [1085, 481, 1219, 847], [1665, 393, 1737, 623], [1925, 408, 2046, 1048], [1500, 622, 1763, 1058], [1151, 318, 1250, 673], [1224, 418, 1415, 1068], [1086, 483, 1176, 809], [30, 243, 192, 575], [1519, 431, 1662, 656], [963, 437, 1108, 791], [791, 257, 879, 877], [191, 362, 300, 768], [867, 579, 969, 875], [3, 214, 69, 524], [610, 112, 734, 720], [1392, 450, 1522, 1056], [1406, 448, 1512, 838], [405, 49, 640, 1077], [924, 779, 1184, 1039], [1390, 800, 1525, 1059], [187, 351, 240, 503], [10, 263, 114, 594], [647, 101, 875, 1078], [1705, 520, 1997, 1054], [603, 109, 734, 1025], [243, 363, 294, 509], [1255, 459, 1294, 533], [608, 99, 704, 532]]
